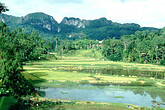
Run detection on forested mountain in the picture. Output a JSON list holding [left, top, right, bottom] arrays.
[[0, 12, 160, 40], [0, 12, 58, 36]]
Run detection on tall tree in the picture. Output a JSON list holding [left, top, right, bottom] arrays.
[[54, 37, 59, 52]]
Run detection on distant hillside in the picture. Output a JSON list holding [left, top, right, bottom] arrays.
[[0, 12, 160, 40], [0, 12, 58, 34]]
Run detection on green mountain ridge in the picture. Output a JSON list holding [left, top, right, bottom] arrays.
[[0, 12, 160, 40]]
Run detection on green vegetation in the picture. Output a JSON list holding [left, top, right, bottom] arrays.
[[0, 3, 50, 109], [115, 96, 124, 98], [0, 22, 44, 97], [102, 29, 165, 65], [0, 12, 160, 40], [0, 97, 18, 110], [1, 2, 165, 110], [21, 50, 165, 109], [22, 48, 165, 109], [10, 96, 164, 110], [10, 97, 136, 110], [23, 49, 165, 89], [41, 28, 165, 66]]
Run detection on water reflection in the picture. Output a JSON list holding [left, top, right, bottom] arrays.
[[78, 68, 165, 79], [38, 84, 165, 108]]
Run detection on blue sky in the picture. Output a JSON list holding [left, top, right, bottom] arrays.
[[1, 0, 165, 28]]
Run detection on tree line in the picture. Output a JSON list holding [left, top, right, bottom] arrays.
[[102, 29, 165, 65], [46, 28, 165, 66]]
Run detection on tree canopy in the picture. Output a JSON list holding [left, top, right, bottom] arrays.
[[0, 3, 9, 13], [0, 21, 45, 97], [102, 29, 165, 65]]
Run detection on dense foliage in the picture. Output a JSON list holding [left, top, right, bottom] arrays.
[[0, 22, 45, 97], [52, 39, 99, 56], [102, 29, 165, 65], [45, 27, 164, 66], [48, 28, 165, 65]]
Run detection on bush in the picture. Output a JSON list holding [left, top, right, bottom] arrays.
[[130, 81, 142, 86], [47, 54, 58, 59], [79, 80, 89, 84], [107, 54, 122, 61], [160, 59, 165, 65], [144, 81, 155, 86], [130, 80, 155, 86], [161, 81, 165, 84]]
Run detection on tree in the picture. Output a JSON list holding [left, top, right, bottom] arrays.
[[54, 37, 59, 52], [0, 3, 9, 13], [102, 38, 123, 61], [0, 21, 45, 97], [121, 35, 132, 51], [101, 28, 164, 65]]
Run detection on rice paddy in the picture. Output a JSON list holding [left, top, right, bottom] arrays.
[[22, 49, 165, 88], [21, 49, 165, 109]]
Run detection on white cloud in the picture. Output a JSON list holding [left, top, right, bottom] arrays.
[[1, 0, 165, 28], [95, 0, 165, 28]]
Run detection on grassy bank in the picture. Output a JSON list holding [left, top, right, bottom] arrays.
[[21, 97, 154, 110]]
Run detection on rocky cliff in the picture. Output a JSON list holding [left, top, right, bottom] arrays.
[[60, 17, 113, 28], [61, 17, 85, 28]]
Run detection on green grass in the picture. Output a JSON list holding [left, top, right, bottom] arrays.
[[53, 103, 129, 110], [25, 60, 165, 72], [24, 97, 151, 110], [115, 96, 124, 98], [22, 49, 165, 88], [23, 67, 139, 85]]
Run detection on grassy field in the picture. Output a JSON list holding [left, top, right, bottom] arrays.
[[21, 49, 165, 109], [23, 49, 165, 87]]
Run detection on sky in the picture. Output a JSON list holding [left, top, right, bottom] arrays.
[[1, 0, 165, 28]]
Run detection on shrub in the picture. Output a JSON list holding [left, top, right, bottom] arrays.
[[79, 80, 89, 84]]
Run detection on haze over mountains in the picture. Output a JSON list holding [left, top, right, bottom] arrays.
[[0, 12, 159, 40]]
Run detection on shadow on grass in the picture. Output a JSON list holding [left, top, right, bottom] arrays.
[[31, 72, 48, 77], [29, 79, 47, 97], [30, 79, 47, 86]]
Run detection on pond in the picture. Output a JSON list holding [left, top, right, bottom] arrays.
[[38, 84, 165, 108]]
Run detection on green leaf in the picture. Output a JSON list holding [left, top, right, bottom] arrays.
[[0, 96, 18, 110]]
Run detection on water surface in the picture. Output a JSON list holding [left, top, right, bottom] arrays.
[[39, 84, 165, 108]]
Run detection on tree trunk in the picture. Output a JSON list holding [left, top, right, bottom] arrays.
[[55, 41, 57, 52], [155, 46, 158, 64], [139, 51, 141, 63]]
